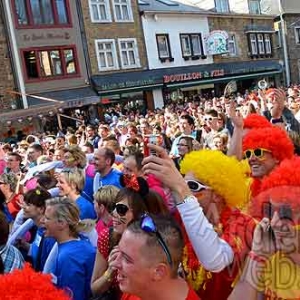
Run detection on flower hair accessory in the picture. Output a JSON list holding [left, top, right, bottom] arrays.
[[122, 174, 140, 192]]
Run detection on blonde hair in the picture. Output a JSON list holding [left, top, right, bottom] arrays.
[[94, 185, 120, 212], [46, 197, 95, 236], [61, 168, 85, 193], [180, 150, 251, 208], [63, 146, 87, 169]]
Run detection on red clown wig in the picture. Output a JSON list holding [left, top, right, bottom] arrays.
[[250, 157, 300, 221], [243, 114, 272, 130], [0, 264, 70, 300], [243, 126, 294, 163]]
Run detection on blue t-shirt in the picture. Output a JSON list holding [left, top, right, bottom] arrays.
[[93, 168, 123, 193], [75, 195, 97, 220], [31, 227, 55, 271], [50, 239, 96, 300]]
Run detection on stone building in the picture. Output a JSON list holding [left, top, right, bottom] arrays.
[[79, 0, 152, 110], [0, 5, 16, 110]]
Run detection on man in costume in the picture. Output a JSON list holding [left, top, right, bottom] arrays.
[[242, 126, 294, 198], [229, 156, 300, 300], [143, 146, 256, 300]]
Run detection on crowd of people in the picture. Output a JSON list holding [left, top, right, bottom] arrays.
[[0, 85, 300, 300]]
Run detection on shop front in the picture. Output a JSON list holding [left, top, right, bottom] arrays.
[[91, 60, 282, 110]]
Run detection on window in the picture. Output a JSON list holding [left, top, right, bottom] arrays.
[[180, 33, 204, 59], [295, 27, 300, 44], [118, 38, 140, 69], [89, 0, 111, 22], [113, 0, 133, 22], [13, 0, 70, 27], [249, 33, 258, 55], [95, 39, 119, 71], [257, 34, 265, 54], [227, 34, 237, 56], [248, 0, 261, 14], [248, 33, 273, 57], [215, 0, 229, 13], [156, 34, 173, 61], [264, 34, 272, 54], [22, 46, 78, 80]]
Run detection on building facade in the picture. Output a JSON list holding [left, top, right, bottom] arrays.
[[1, 0, 99, 132], [80, 0, 153, 111], [0, 5, 16, 111], [270, 0, 300, 85]]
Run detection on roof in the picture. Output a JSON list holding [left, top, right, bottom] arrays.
[[138, 0, 208, 13]]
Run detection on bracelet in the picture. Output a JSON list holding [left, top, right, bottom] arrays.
[[103, 270, 113, 282], [248, 251, 268, 264], [176, 194, 195, 206]]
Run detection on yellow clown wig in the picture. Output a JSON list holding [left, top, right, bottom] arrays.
[[180, 150, 251, 208]]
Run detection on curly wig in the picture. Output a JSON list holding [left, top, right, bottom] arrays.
[[243, 114, 272, 130], [180, 150, 251, 208], [0, 264, 70, 300], [242, 127, 294, 163], [250, 157, 300, 220]]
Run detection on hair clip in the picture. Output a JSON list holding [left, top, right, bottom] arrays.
[[123, 174, 140, 192]]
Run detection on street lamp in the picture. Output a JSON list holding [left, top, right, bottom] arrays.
[[278, 0, 291, 86]]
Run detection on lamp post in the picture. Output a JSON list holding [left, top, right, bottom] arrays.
[[278, 0, 291, 86]]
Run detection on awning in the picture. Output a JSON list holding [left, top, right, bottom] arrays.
[[27, 86, 99, 108], [91, 60, 282, 94], [0, 86, 99, 122]]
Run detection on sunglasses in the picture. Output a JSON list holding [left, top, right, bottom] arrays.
[[177, 143, 188, 147], [114, 203, 130, 216], [204, 117, 217, 121], [244, 148, 271, 160], [186, 179, 208, 192], [140, 214, 173, 266]]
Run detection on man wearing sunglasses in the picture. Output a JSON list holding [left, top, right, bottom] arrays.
[[242, 126, 294, 197], [143, 144, 255, 300], [113, 215, 200, 300], [229, 157, 300, 300]]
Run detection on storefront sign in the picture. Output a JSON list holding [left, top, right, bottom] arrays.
[[100, 78, 156, 91], [205, 31, 229, 55], [22, 32, 70, 42], [163, 69, 225, 84]]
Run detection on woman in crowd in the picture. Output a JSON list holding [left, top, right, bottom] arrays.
[[91, 174, 169, 299], [0, 173, 23, 219], [57, 168, 96, 220], [173, 136, 195, 173]]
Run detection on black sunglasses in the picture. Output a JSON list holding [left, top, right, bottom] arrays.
[[140, 214, 173, 266], [114, 203, 130, 216]]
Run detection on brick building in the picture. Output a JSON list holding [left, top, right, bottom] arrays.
[[0, 6, 16, 110], [79, 0, 154, 111]]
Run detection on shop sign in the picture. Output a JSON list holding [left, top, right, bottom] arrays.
[[163, 69, 225, 84], [100, 78, 156, 91], [205, 30, 229, 55], [22, 32, 71, 42]]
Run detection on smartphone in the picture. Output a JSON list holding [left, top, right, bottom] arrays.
[[263, 202, 276, 243], [143, 134, 163, 157]]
